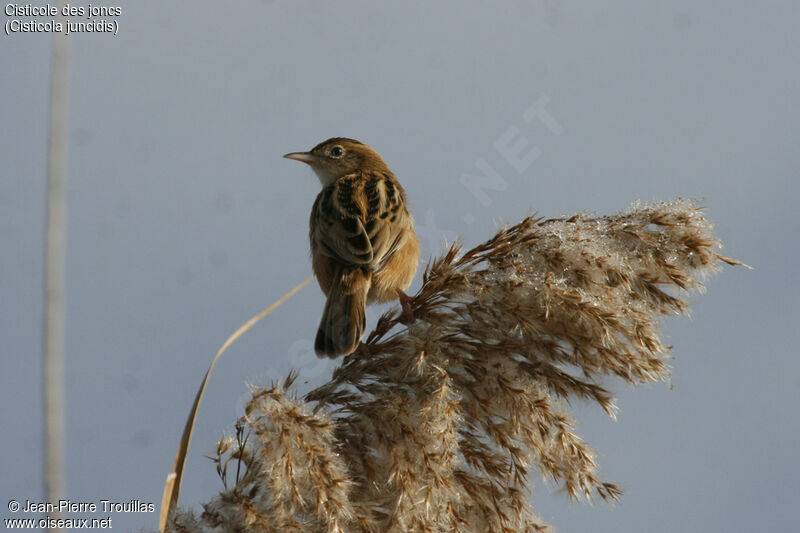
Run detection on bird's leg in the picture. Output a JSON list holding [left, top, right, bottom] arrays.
[[396, 289, 415, 325], [349, 342, 369, 359]]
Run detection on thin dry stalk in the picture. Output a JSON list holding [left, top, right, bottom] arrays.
[[165, 199, 741, 533], [43, 4, 71, 529], [160, 276, 315, 532]]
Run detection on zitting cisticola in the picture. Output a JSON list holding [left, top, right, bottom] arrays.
[[284, 138, 420, 357]]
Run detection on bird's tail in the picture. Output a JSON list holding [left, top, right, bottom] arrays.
[[315, 268, 370, 358]]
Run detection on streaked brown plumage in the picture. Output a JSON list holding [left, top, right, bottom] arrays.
[[284, 138, 420, 357]]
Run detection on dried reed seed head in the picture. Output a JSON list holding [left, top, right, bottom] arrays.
[[165, 199, 736, 533]]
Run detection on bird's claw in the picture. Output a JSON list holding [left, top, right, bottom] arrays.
[[396, 289, 415, 325]]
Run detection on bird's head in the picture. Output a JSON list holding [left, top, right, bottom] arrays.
[[284, 138, 389, 186]]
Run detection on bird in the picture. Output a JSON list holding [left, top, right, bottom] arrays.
[[284, 138, 420, 358]]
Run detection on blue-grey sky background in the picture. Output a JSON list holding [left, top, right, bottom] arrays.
[[2, 1, 798, 531]]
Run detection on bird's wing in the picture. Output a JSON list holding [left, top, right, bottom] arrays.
[[311, 171, 411, 271], [363, 173, 412, 272], [311, 174, 374, 267]]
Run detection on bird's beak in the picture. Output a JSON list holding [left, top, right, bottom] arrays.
[[283, 152, 318, 165]]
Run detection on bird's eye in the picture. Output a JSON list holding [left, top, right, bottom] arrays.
[[330, 146, 344, 158]]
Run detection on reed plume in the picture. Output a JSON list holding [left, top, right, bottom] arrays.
[[165, 198, 741, 533]]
